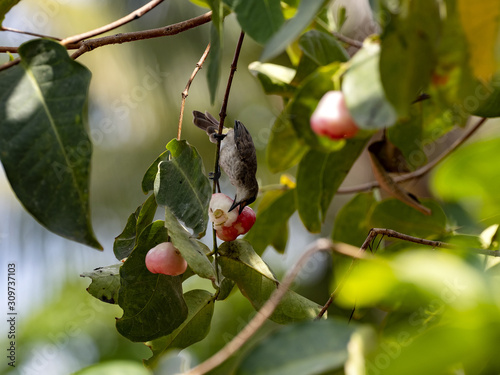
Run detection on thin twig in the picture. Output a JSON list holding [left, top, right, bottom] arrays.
[[332, 31, 363, 48], [183, 238, 334, 375], [0, 46, 18, 53], [0, 11, 213, 71], [60, 0, 164, 46], [177, 43, 210, 140], [0, 26, 61, 40], [316, 225, 500, 318], [338, 117, 487, 194], [70, 11, 212, 59]]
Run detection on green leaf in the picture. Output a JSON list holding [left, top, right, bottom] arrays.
[[144, 290, 215, 368], [369, 199, 447, 239], [298, 30, 349, 66], [266, 113, 308, 173], [379, 0, 440, 116], [116, 221, 188, 342], [261, 0, 325, 61], [80, 264, 121, 304], [236, 319, 356, 375], [142, 150, 169, 194], [289, 64, 347, 152], [154, 139, 211, 238], [431, 138, 500, 224], [248, 61, 296, 97], [219, 240, 323, 324], [164, 208, 216, 281], [296, 138, 370, 232], [244, 188, 296, 255], [113, 194, 158, 260], [73, 360, 151, 375], [343, 39, 398, 130], [0, 0, 20, 25], [0, 39, 101, 249], [233, 0, 284, 44], [333, 193, 377, 247]]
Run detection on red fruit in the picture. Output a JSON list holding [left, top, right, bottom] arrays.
[[310, 91, 359, 140], [145, 242, 187, 276], [209, 193, 256, 241]]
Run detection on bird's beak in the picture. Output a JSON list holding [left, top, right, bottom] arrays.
[[228, 198, 240, 214]]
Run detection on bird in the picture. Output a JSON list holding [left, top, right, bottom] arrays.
[[193, 110, 258, 214]]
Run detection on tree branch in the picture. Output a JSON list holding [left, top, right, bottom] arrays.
[[177, 43, 211, 140], [183, 238, 334, 375], [332, 31, 363, 48], [60, 0, 165, 46], [70, 11, 212, 59], [1, 26, 61, 40], [337, 117, 487, 194]]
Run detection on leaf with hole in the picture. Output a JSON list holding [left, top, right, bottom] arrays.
[[81, 264, 121, 304]]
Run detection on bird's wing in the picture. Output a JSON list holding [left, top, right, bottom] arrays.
[[234, 121, 257, 170], [193, 111, 219, 135]]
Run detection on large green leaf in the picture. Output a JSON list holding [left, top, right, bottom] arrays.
[[431, 137, 500, 224], [244, 188, 296, 255], [0, 39, 101, 249], [233, 0, 284, 44], [164, 208, 216, 281], [332, 192, 377, 247], [298, 29, 349, 66], [343, 39, 398, 130], [142, 150, 169, 194], [369, 199, 447, 239], [219, 240, 323, 324], [236, 319, 357, 375], [0, 0, 20, 24], [113, 194, 158, 260], [296, 137, 370, 232], [80, 264, 121, 304], [154, 139, 211, 238], [261, 0, 325, 61], [116, 221, 188, 342], [266, 112, 308, 173], [379, 0, 440, 116], [145, 289, 215, 368]]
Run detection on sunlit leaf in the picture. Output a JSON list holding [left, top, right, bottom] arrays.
[[431, 137, 500, 224], [219, 240, 323, 323], [343, 38, 398, 130], [248, 61, 296, 97], [0, 39, 101, 249], [244, 188, 296, 255], [333, 193, 376, 247], [164, 208, 216, 281], [369, 199, 446, 239], [261, 0, 325, 61], [155, 139, 211, 238], [233, 0, 284, 44], [81, 264, 121, 304], [145, 290, 215, 368], [236, 319, 357, 375], [117, 221, 188, 342], [457, 1, 500, 81]]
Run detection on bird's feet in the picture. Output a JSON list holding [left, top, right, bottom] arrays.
[[209, 170, 221, 181]]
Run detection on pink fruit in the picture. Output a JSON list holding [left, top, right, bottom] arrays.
[[145, 242, 187, 276], [209, 193, 256, 241], [310, 90, 359, 140]]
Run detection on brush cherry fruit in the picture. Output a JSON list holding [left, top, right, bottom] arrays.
[[145, 242, 187, 276], [310, 90, 359, 139], [209, 193, 256, 242]]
